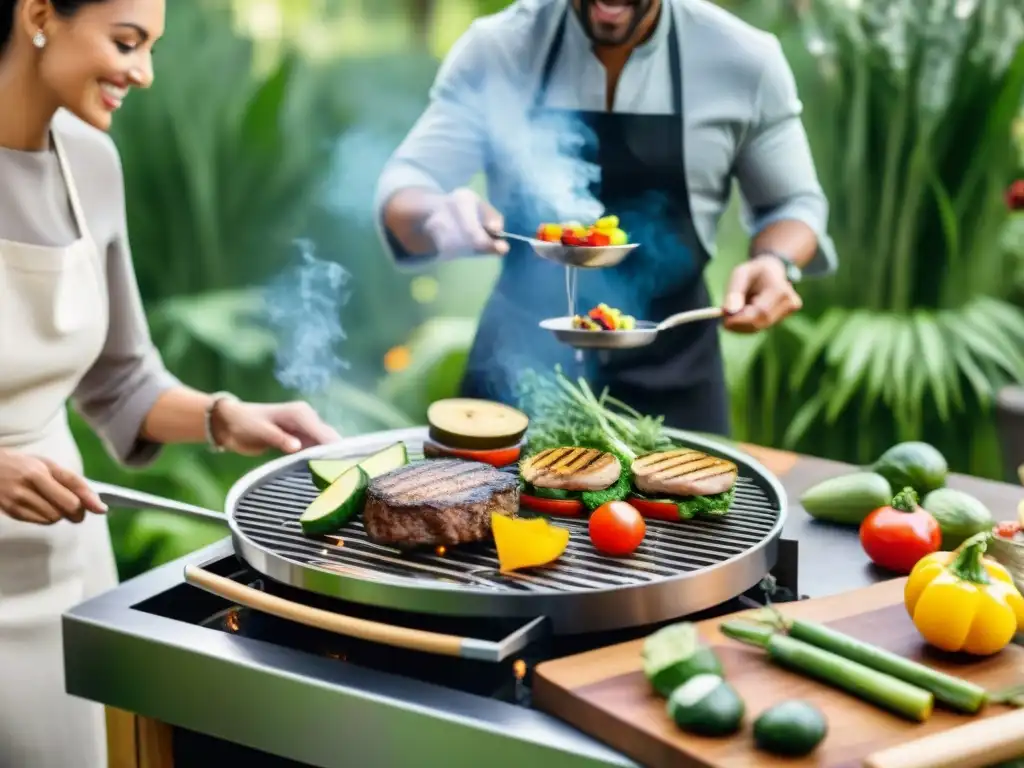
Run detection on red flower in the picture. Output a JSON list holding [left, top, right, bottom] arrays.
[[1008, 180, 1024, 211]]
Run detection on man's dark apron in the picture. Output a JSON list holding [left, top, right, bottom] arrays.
[[460, 3, 730, 435]]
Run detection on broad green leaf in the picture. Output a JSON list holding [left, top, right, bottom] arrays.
[[782, 392, 827, 449], [788, 309, 845, 391], [861, 320, 897, 414], [912, 312, 956, 420], [825, 316, 883, 423]]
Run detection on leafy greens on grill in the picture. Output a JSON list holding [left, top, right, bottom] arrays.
[[514, 367, 734, 516]]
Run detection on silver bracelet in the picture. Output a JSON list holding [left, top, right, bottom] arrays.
[[204, 392, 237, 453]]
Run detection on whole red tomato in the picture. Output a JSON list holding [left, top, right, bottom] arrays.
[[589, 501, 646, 556], [859, 488, 941, 574]]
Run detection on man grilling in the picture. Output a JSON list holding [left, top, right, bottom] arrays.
[[375, 0, 836, 435]]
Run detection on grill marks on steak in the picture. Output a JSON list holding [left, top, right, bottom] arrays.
[[363, 459, 519, 548]]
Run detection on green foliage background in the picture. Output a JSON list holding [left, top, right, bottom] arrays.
[[75, 0, 1024, 580]]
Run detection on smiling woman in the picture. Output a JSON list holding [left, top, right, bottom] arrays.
[[0, 1, 340, 767]]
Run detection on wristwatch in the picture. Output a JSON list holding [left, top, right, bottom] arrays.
[[753, 249, 803, 284]]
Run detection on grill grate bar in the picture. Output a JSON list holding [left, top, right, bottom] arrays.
[[231, 445, 784, 595]]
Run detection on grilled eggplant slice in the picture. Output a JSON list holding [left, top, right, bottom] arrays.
[[632, 449, 738, 497], [521, 447, 621, 491]]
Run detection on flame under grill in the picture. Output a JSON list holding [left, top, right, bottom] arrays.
[[232, 451, 781, 595]]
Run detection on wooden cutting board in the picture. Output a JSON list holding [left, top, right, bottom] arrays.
[[533, 579, 1024, 768]]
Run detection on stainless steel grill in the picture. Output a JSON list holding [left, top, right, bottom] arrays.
[[226, 427, 786, 633]]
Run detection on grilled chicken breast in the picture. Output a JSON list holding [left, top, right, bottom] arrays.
[[632, 449, 738, 497], [364, 459, 519, 548], [521, 447, 621, 491]]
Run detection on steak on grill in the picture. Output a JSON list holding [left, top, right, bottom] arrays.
[[363, 459, 520, 548]]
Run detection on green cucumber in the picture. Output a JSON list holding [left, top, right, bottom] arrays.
[[721, 621, 934, 722], [309, 459, 357, 490], [870, 442, 948, 497], [922, 488, 995, 550], [642, 623, 724, 697], [357, 442, 409, 478], [799, 472, 893, 526], [300, 467, 368, 536], [308, 442, 409, 491], [753, 701, 827, 757], [666, 674, 745, 737]]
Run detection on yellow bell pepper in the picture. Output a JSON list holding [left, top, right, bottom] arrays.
[[905, 532, 1024, 656], [492, 514, 569, 572]]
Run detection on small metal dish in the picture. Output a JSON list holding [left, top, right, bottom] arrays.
[[540, 307, 724, 350]]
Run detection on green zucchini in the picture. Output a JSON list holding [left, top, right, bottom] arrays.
[[799, 472, 892, 526], [307, 442, 409, 490], [720, 621, 934, 722], [753, 701, 828, 757], [300, 466, 368, 536], [870, 442, 948, 497], [642, 623, 724, 697], [921, 488, 995, 550], [782, 617, 987, 714], [666, 674, 745, 737], [309, 459, 357, 490], [356, 442, 409, 478]]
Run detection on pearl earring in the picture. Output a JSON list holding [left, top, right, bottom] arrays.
[[32, 31, 47, 49]]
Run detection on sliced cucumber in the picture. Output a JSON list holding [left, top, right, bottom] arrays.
[[307, 442, 408, 491], [309, 459, 357, 490], [643, 623, 724, 697], [666, 674, 745, 737], [300, 467, 368, 536], [753, 701, 828, 757], [358, 442, 409, 478]]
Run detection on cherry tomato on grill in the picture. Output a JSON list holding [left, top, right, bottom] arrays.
[[520, 494, 585, 517], [589, 501, 646, 556]]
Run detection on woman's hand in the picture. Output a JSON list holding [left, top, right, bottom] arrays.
[[0, 450, 108, 525], [210, 400, 342, 456]]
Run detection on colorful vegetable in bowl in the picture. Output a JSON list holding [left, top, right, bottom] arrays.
[[572, 303, 636, 331], [535, 215, 629, 247]]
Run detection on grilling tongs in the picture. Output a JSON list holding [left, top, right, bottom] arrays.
[[91, 481, 546, 661]]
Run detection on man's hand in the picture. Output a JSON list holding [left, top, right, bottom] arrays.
[[422, 187, 510, 258], [721, 255, 803, 333]]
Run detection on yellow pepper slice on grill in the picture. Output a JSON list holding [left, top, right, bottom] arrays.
[[905, 532, 1024, 656], [492, 514, 569, 572]]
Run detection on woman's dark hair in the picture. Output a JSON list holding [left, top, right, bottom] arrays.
[[1, 0, 108, 54]]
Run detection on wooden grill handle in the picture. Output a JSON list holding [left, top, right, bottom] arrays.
[[862, 706, 1024, 768], [184, 565, 467, 658]]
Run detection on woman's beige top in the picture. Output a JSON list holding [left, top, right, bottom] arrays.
[[0, 110, 177, 465]]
